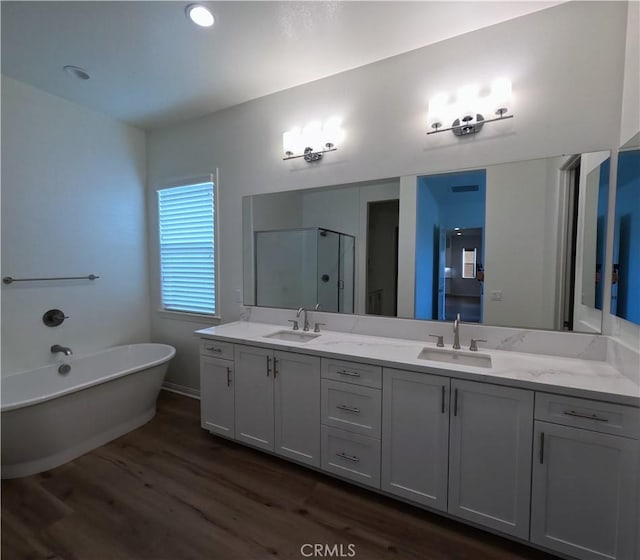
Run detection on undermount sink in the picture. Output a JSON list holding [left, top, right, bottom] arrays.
[[263, 330, 320, 343], [417, 347, 492, 368]]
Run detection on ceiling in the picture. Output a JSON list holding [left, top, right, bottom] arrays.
[[1, 1, 561, 130]]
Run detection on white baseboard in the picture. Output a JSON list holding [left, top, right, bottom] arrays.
[[162, 382, 200, 400]]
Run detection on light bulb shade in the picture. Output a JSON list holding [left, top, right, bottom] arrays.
[[491, 78, 512, 114], [322, 117, 344, 148], [428, 93, 449, 128], [457, 84, 479, 118], [301, 121, 322, 152], [185, 4, 214, 27], [283, 128, 301, 156]]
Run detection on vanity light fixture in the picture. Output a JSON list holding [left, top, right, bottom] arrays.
[[283, 117, 344, 162], [185, 3, 214, 27], [427, 78, 513, 136]]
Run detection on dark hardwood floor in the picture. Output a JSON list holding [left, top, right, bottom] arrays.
[[2, 391, 560, 560]]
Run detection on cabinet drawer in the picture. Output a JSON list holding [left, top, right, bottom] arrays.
[[200, 339, 234, 360], [321, 358, 382, 389], [321, 379, 381, 437], [535, 393, 640, 439], [321, 426, 381, 488]]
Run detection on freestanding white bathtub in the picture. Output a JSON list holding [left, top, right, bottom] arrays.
[[1, 343, 175, 479]]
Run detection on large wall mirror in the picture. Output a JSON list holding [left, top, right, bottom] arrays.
[[243, 150, 610, 333], [611, 134, 640, 326]]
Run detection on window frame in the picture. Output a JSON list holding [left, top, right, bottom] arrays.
[[156, 171, 220, 320], [461, 247, 477, 279]]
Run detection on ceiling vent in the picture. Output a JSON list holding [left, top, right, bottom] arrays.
[[450, 185, 479, 193]]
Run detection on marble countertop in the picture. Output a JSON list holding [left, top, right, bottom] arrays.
[[196, 321, 640, 406]]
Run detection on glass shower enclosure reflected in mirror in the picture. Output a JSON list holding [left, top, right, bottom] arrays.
[[254, 227, 355, 313], [611, 147, 640, 325]]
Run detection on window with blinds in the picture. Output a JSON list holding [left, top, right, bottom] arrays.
[[158, 181, 216, 315], [462, 248, 477, 279]]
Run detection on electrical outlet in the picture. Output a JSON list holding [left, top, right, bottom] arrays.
[[491, 290, 503, 302], [235, 289, 242, 304]]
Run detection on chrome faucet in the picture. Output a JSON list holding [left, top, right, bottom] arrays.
[[296, 307, 310, 331], [51, 344, 72, 356], [452, 313, 461, 350]]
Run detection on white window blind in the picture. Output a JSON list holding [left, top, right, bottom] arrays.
[[158, 181, 216, 315], [462, 248, 477, 279]]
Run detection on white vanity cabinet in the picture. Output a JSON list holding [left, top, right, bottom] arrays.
[[198, 327, 640, 560], [447, 379, 534, 539], [381, 368, 450, 511], [200, 340, 235, 438], [530, 394, 640, 560], [234, 344, 321, 466]]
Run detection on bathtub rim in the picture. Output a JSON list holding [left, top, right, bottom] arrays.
[[1, 343, 176, 413]]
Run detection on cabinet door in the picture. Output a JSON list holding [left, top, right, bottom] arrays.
[[531, 421, 639, 560], [274, 351, 321, 467], [448, 380, 533, 538], [234, 345, 274, 451], [200, 356, 235, 438], [381, 368, 449, 511]]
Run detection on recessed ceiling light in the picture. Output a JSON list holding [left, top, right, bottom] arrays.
[[63, 65, 90, 80], [185, 4, 214, 27]]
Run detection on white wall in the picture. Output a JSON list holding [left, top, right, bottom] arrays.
[[619, 0, 639, 148], [146, 2, 628, 391], [484, 159, 558, 329], [397, 175, 417, 319], [1, 76, 150, 374], [301, 188, 359, 236], [243, 190, 303, 304]]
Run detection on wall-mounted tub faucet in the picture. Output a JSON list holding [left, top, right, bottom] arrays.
[[51, 344, 72, 356]]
